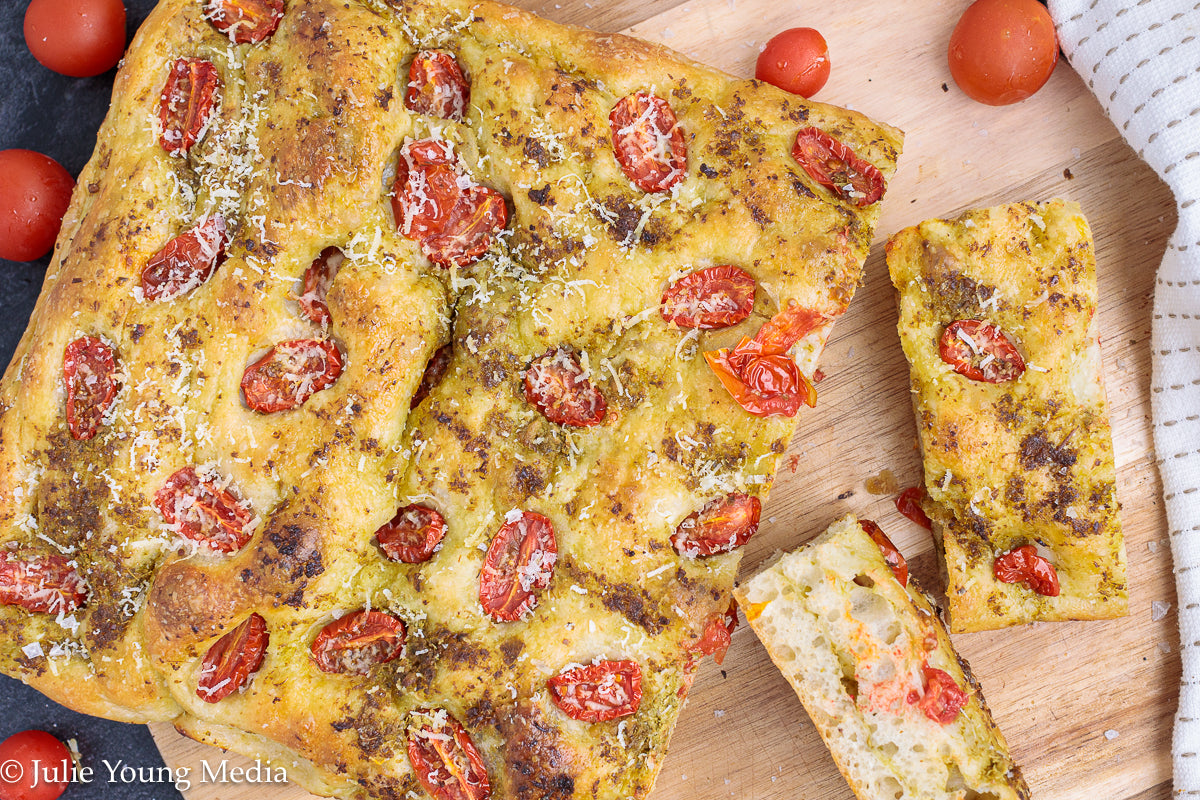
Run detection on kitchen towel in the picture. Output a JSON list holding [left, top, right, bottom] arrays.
[[1046, 0, 1200, 792]]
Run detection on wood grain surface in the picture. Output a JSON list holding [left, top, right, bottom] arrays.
[[152, 0, 1181, 798]]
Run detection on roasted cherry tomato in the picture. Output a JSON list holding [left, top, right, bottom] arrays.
[[0, 729, 73, 800], [376, 504, 447, 564], [479, 511, 557, 622], [141, 214, 227, 301], [912, 666, 968, 724], [196, 612, 269, 703], [406, 50, 470, 121], [672, 493, 761, 558], [420, 187, 507, 266], [859, 519, 908, 587], [0, 551, 87, 615], [411, 343, 452, 409], [895, 486, 933, 530], [154, 466, 255, 553], [158, 58, 221, 155], [204, 0, 284, 44], [753, 301, 826, 354], [755, 27, 830, 98], [548, 659, 643, 722], [609, 92, 687, 194], [63, 335, 119, 441], [939, 319, 1025, 383], [0, 149, 75, 262], [660, 265, 755, 330], [690, 600, 738, 665], [948, 0, 1058, 106], [792, 127, 884, 207], [310, 610, 406, 674], [993, 544, 1060, 596], [297, 246, 342, 326], [24, 0, 126, 78], [240, 338, 344, 413], [406, 709, 490, 800], [523, 347, 607, 428], [705, 339, 816, 419]]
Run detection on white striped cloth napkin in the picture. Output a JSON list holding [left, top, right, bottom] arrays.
[[1046, 0, 1200, 792]]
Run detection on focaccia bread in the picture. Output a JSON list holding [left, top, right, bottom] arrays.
[[734, 515, 1030, 800], [0, 0, 902, 798], [886, 200, 1127, 633]]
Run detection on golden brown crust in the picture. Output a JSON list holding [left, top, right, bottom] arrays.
[[886, 200, 1128, 632], [0, 1, 902, 798]]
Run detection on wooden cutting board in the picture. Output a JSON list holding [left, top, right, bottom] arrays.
[[151, 0, 1180, 798]]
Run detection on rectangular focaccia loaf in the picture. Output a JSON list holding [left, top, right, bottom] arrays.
[[733, 515, 1029, 800], [886, 199, 1127, 632]]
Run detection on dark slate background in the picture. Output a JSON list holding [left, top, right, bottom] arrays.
[[2, 2, 185, 798]]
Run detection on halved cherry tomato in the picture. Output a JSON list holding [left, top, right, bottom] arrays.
[[204, 0, 284, 44], [660, 265, 755, 330], [0, 551, 88, 614], [755, 27, 831, 99], [297, 247, 343, 326], [609, 92, 687, 194], [752, 301, 826, 355], [310, 610, 406, 674], [704, 340, 816, 418], [859, 519, 908, 587], [141, 214, 227, 301], [240, 338, 344, 413], [479, 511, 557, 622], [939, 319, 1025, 383], [411, 343, 452, 409], [153, 466, 255, 553], [912, 666, 968, 724], [376, 504, 447, 564], [158, 58, 221, 155], [948, 0, 1058, 106], [548, 659, 643, 722], [791, 127, 884, 207], [406, 709, 490, 800], [0, 149, 75, 262], [63, 335, 119, 441], [523, 347, 607, 427], [895, 486, 932, 530], [406, 51, 470, 121], [0, 729, 73, 800], [993, 544, 1060, 596], [672, 493, 761, 557], [421, 187, 508, 267], [24, 0, 126, 79], [196, 612, 268, 703], [689, 600, 739, 665]]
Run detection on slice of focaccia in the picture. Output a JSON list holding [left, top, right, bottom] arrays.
[[886, 199, 1127, 632], [0, 0, 903, 797], [734, 515, 1030, 800]]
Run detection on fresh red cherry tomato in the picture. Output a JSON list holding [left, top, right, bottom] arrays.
[[204, 0, 284, 44], [411, 343, 452, 409], [523, 347, 607, 427], [755, 27, 831, 98], [0, 729, 73, 800], [660, 265, 755, 330], [153, 466, 255, 554], [24, 0, 126, 78], [609, 93, 687, 194], [196, 613, 269, 703], [948, 0, 1059, 106], [911, 666, 969, 724], [0, 149, 74, 262], [406, 51, 470, 121], [240, 338, 344, 413], [310, 610, 407, 674], [895, 486, 933, 530], [63, 335, 119, 441], [939, 319, 1025, 383], [993, 544, 1061, 596], [298, 247, 343, 326], [859, 519, 908, 587], [376, 504, 447, 564], [548, 660, 643, 722], [672, 493, 761, 558], [0, 551, 88, 615], [479, 511, 557, 622], [406, 709, 490, 800], [792, 128, 885, 207]]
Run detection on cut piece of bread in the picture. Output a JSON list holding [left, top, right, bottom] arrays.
[[734, 514, 1030, 800]]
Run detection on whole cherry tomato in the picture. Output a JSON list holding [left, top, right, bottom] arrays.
[[948, 0, 1059, 106], [24, 0, 126, 78], [755, 27, 831, 98], [0, 730, 73, 800], [0, 150, 74, 262]]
